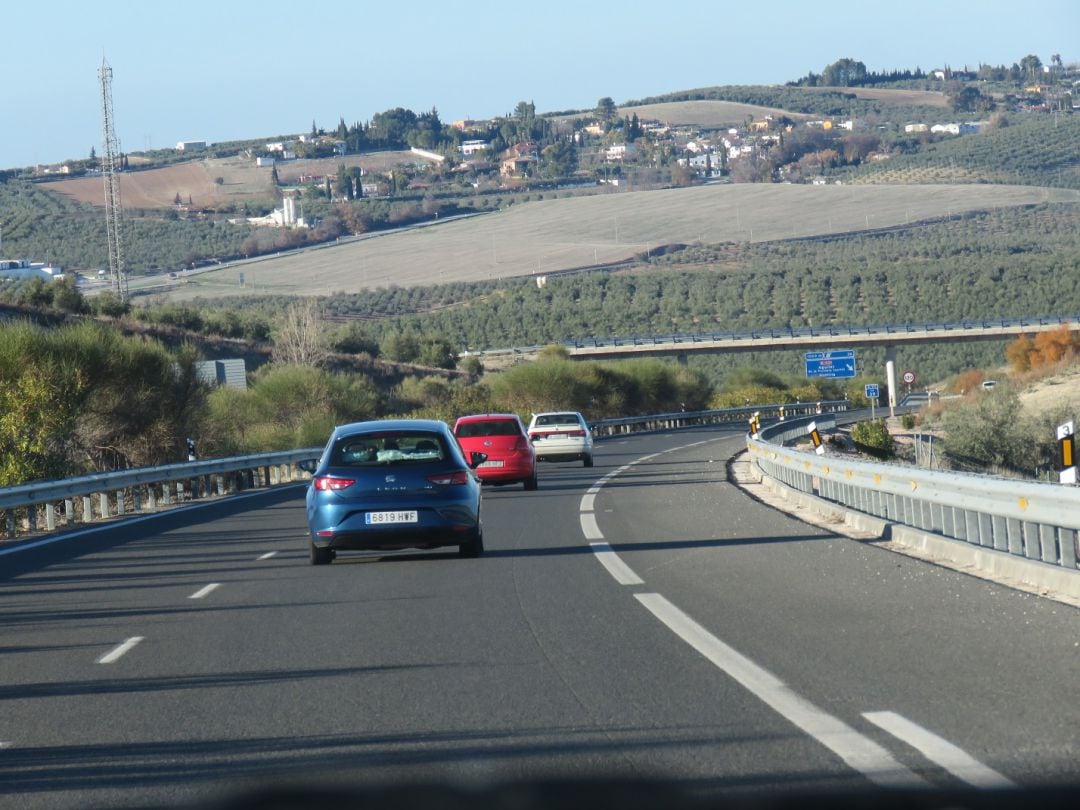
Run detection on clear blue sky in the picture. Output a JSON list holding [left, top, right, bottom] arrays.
[[2, 0, 1076, 169]]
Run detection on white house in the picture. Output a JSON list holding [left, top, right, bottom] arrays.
[[930, 123, 961, 135], [176, 140, 206, 151], [605, 143, 638, 161], [0, 259, 64, 281], [461, 140, 489, 156]]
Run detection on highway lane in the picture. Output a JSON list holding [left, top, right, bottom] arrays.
[[0, 425, 1077, 808]]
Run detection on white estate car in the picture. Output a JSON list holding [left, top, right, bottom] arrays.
[[528, 411, 594, 467]]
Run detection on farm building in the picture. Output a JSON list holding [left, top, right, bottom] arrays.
[[0, 259, 65, 281]]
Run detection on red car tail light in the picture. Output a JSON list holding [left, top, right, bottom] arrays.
[[314, 476, 356, 491], [427, 470, 469, 486], [565, 429, 586, 437]]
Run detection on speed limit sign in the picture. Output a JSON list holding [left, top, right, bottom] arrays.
[[902, 370, 916, 385]]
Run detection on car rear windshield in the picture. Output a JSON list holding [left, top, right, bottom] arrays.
[[534, 414, 582, 427], [455, 420, 521, 438], [330, 432, 447, 466]]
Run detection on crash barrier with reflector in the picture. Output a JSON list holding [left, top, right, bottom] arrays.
[[747, 415, 1080, 572], [0, 450, 319, 542]]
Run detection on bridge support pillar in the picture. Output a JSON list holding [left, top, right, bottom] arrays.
[[885, 345, 898, 418], [676, 353, 688, 367]]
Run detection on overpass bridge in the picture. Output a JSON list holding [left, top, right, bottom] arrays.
[[467, 314, 1080, 411]]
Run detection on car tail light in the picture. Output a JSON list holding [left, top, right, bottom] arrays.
[[565, 429, 586, 437], [314, 476, 356, 491], [427, 471, 469, 486]]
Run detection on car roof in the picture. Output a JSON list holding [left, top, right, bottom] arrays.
[[332, 419, 450, 438], [454, 413, 522, 424]]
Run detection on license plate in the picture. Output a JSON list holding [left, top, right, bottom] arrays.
[[365, 510, 418, 525], [479, 460, 505, 468]]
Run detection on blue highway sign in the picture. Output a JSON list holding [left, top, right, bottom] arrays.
[[805, 350, 856, 379], [865, 383, 879, 398]]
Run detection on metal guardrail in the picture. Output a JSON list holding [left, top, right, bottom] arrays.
[[0, 449, 321, 541], [590, 400, 850, 438], [746, 415, 1080, 571]]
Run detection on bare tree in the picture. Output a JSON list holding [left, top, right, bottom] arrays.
[[273, 299, 327, 367]]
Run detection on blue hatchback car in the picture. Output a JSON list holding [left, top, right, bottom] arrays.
[[301, 419, 486, 565]]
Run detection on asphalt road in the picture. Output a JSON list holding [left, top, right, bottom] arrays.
[[1, 425, 1078, 809]]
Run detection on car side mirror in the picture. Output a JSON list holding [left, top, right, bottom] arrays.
[[468, 452, 488, 469], [297, 459, 318, 474]]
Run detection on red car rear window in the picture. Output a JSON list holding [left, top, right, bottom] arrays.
[[455, 420, 522, 439]]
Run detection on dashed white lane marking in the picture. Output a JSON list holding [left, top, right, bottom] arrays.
[[97, 637, 144, 664], [257, 551, 278, 560], [863, 711, 1015, 789], [637, 593, 926, 789], [189, 583, 221, 600], [589, 542, 644, 585]]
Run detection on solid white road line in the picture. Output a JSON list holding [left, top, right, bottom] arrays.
[[863, 711, 1016, 789], [257, 551, 278, 560], [636, 593, 927, 789], [589, 542, 645, 586], [189, 583, 221, 600], [97, 637, 144, 664], [580, 493, 596, 512]]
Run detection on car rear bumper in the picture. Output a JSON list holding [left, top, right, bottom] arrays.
[[533, 439, 591, 461], [475, 459, 535, 483]]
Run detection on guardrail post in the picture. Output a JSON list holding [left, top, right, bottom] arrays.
[[991, 515, 1008, 551], [176, 481, 185, 502], [116, 491, 125, 516], [27, 505, 37, 533], [132, 487, 142, 513], [44, 503, 55, 532], [1039, 525, 1059, 564], [65, 498, 74, 527], [216, 475, 224, 497], [82, 495, 92, 522], [1063, 530, 1078, 570], [147, 485, 157, 510], [5, 511, 14, 538], [99, 492, 109, 519]]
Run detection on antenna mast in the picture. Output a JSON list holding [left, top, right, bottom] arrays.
[[98, 57, 128, 300]]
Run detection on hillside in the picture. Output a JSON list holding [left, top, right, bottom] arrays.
[[42, 156, 276, 209], [619, 87, 950, 128], [144, 182, 1077, 301]]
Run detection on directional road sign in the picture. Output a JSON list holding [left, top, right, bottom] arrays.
[[805, 350, 856, 379]]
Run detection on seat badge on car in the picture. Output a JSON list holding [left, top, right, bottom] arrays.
[[484, 440, 492, 446]]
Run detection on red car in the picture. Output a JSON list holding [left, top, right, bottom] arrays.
[[453, 414, 538, 490]]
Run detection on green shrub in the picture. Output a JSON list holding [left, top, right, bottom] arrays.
[[851, 419, 894, 459]]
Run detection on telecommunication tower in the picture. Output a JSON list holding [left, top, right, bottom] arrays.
[[98, 57, 128, 300]]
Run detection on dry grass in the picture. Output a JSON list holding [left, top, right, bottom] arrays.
[[800, 86, 950, 108], [617, 100, 811, 127], [43, 156, 275, 209], [150, 182, 1078, 301]]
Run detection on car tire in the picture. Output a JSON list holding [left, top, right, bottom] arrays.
[[584, 454, 594, 467], [459, 526, 484, 558], [524, 471, 538, 491], [310, 543, 332, 566]]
